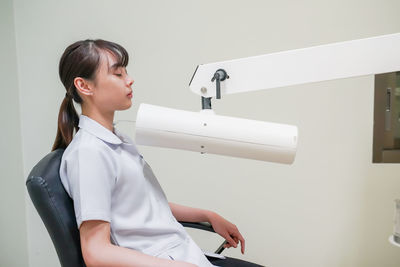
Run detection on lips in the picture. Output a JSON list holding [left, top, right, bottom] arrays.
[[127, 91, 133, 98]]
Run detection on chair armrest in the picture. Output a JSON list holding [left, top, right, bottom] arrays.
[[178, 221, 227, 254], [178, 221, 215, 233]]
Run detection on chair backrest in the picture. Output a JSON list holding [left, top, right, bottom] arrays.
[[26, 149, 85, 267]]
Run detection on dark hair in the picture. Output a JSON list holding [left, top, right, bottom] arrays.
[[52, 39, 129, 151]]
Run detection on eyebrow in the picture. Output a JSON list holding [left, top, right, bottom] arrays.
[[109, 63, 122, 70]]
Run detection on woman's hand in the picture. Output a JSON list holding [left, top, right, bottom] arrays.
[[207, 212, 245, 254]]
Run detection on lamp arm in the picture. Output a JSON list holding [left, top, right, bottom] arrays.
[[189, 32, 400, 98]]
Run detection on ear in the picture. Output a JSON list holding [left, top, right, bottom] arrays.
[[74, 77, 94, 96]]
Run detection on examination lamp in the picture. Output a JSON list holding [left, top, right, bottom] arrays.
[[135, 32, 400, 164], [135, 104, 297, 163]]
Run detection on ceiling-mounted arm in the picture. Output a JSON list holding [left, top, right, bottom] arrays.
[[189, 32, 400, 98]]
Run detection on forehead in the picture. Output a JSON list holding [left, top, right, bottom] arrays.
[[98, 51, 120, 72]]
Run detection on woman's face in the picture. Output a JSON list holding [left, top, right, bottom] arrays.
[[90, 51, 134, 113]]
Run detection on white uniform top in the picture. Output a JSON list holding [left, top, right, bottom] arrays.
[[59, 115, 216, 266]]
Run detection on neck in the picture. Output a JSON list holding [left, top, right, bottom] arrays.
[[81, 106, 115, 133]]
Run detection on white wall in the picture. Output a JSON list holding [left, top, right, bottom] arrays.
[[8, 0, 400, 266], [0, 0, 29, 266]]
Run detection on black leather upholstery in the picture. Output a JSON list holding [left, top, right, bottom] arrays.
[[26, 148, 85, 267]]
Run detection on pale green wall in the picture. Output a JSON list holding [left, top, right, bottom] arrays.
[[8, 0, 400, 266], [0, 0, 29, 266]]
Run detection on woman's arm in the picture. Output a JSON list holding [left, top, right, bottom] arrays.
[[168, 202, 213, 223], [80, 220, 198, 267], [169, 202, 246, 254]]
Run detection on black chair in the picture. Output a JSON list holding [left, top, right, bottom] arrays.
[[26, 149, 263, 267]]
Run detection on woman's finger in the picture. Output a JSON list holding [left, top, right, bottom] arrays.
[[237, 232, 246, 254], [225, 234, 237, 248], [230, 229, 245, 254]]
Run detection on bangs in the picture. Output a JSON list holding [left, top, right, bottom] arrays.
[[94, 40, 129, 69]]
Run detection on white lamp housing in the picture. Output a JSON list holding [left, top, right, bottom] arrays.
[[135, 103, 298, 164]]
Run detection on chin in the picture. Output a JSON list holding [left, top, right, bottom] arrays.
[[121, 101, 133, 110]]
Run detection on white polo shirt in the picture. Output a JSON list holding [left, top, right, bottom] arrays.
[[59, 115, 215, 266]]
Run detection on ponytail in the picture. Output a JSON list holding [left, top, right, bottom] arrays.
[[51, 94, 79, 151]]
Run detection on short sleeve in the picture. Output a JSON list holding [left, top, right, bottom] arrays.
[[64, 145, 117, 228]]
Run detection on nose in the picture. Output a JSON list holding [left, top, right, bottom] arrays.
[[126, 75, 134, 87]]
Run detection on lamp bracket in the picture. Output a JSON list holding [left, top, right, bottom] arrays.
[[211, 69, 229, 99]]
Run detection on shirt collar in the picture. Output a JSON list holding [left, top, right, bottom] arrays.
[[113, 127, 135, 144], [78, 115, 123, 145]]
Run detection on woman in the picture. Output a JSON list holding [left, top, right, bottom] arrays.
[[53, 39, 247, 267]]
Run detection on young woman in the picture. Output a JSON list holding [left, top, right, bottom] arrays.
[[52, 39, 248, 267]]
